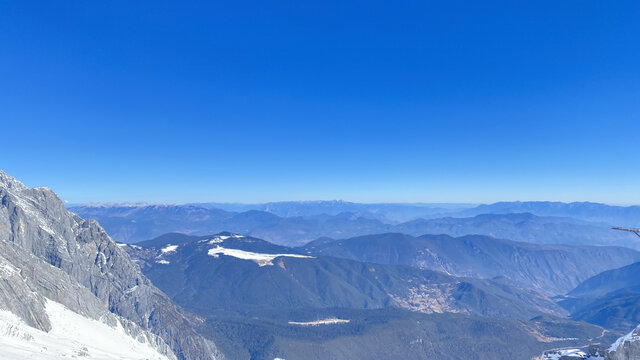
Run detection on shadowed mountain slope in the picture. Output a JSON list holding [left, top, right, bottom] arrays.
[[559, 261, 640, 332], [124, 232, 566, 320], [302, 233, 640, 295]]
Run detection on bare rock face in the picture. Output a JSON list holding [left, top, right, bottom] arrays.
[[609, 326, 640, 360], [0, 170, 223, 360]]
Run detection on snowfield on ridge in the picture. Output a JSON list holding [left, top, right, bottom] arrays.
[[207, 245, 314, 266]]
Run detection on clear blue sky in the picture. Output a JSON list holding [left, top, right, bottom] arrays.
[[1, 1, 639, 204]]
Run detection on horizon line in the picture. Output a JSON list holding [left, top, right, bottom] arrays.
[[65, 200, 640, 208]]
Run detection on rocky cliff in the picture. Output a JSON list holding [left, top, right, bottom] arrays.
[[0, 170, 222, 360]]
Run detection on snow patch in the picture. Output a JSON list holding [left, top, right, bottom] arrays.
[[0, 263, 18, 278], [288, 318, 350, 326], [160, 245, 178, 254], [205, 234, 245, 245], [0, 299, 170, 360], [207, 246, 313, 266]]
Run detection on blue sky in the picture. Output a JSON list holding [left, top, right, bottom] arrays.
[[1, 1, 639, 204]]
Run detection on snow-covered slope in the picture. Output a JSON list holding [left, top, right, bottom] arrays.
[[0, 300, 170, 360]]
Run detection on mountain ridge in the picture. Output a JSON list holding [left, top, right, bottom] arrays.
[[124, 232, 568, 320], [301, 232, 640, 295], [70, 203, 638, 249]]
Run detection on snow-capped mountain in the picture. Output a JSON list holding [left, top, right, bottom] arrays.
[[0, 170, 222, 359]]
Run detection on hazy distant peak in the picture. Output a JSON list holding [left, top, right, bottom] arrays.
[[79, 202, 179, 208]]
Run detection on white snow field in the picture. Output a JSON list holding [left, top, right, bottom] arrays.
[[0, 300, 170, 360], [201, 234, 246, 245], [160, 244, 179, 254], [288, 318, 350, 326], [207, 246, 313, 266]]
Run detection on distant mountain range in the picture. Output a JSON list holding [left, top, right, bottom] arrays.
[[69, 203, 640, 248], [123, 232, 566, 320], [392, 213, 637, 248], [194, 200, 640, 227], [195, 200, 473, 222], [74, 200, 640, 225], [301, 233, 640, 295], [457, 201, 640, 227], [69, 205, 388, 245]]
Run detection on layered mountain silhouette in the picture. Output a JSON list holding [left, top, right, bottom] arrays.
[[70, 204, 638, 249], [123, 232, 566, 320], [301, 233, 640, 295], [458, 201, 640, 226]]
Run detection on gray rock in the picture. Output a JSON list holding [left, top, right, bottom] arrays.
[[609, 326, 640, 360], [0, 170, 223, 360]]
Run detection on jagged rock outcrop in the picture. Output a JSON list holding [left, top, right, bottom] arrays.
[[609, 325, 640, 360], [0, 170, 223, 360]]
